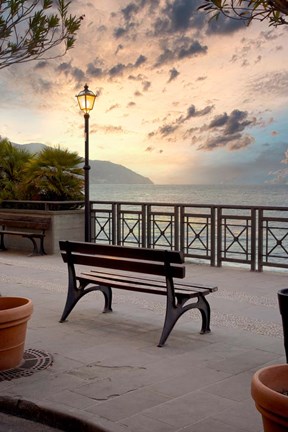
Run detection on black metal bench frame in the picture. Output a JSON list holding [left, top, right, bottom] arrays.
[[59, 240, 218, 347], [0, 214, 51, 256]]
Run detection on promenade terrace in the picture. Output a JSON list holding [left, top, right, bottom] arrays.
[[0, 250, 287, 432]]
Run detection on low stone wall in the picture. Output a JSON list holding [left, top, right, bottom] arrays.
[[0, 209, 84, 255]]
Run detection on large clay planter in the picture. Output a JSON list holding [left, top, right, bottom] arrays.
[[0, 297, 33, 371], [251, 364, 288, 432]]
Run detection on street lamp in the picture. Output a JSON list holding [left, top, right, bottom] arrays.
[[76, 84, 97, 242]]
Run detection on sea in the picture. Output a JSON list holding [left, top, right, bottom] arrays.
[[90, 183, 288, 207]]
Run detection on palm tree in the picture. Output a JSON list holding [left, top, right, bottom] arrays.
[[22, 146, 84, 201], [0, 138, 31, 200]]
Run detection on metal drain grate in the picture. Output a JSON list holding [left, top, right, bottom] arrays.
[[0, 349, 53, 381]]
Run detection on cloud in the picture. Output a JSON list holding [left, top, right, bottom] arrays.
[[112, 0, 244, 41], [178, 40, 208, 59], [109, 63, 126, 77], [142, 80, 151, 91], [206, 15, 246, 35], [196, 76, 207, 81], [168, 67, 180, 82], [115, 44, 124, 54], [248, 71, 288, 97], [155, 38, 208, 66], [32, 78, 53, 93], [34, 61, 48, 70], [177, 104, 214, 124], [106, 104, 120, 112], [57, 62, 85, 82], [159, 123, 179, 136], [145, 146, 154, 152], [196, 109, 257, 151], [185, 104, 214, 119], [208, 109, 255, 135], [198, 133, 255, 151], [87, 63, 104, 77], [121, 2, 139, 21], [96, 125, 124, 134], [134, 55, 147, 67], [148, 103, 214, 140]]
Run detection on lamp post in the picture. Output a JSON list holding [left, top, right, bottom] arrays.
[[76, 84, 97, 242]]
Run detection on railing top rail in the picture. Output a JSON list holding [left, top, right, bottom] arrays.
[[1, 200, 84, 204], [90, 200, 288, 211]]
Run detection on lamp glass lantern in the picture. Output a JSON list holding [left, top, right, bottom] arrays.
[[76, 84, 96, 114]]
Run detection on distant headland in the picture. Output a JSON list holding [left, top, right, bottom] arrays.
[[12, 142, 153, 185]]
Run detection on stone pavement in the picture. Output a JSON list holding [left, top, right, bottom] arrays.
[[0, 250, 287, 432]]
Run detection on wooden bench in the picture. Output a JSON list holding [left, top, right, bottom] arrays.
[[59, 240, 218, 347], [0, 214, 51, 255]]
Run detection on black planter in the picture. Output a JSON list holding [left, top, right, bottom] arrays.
[[278, 288, 288, 363]]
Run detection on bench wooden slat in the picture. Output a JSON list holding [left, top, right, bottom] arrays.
[[88, 270, 217, 293], [78, 274, 169, 295], [0, 230, 45, 238], [59, 240, 184, 264], [0, 215, 50, 230], [61, 252, 185, 279]]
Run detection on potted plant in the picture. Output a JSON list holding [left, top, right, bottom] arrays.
[[251, 364, 288, 432], [0, 297, 33, 371]]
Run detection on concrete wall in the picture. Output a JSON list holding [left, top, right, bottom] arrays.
[[0, 209, 84, 255]]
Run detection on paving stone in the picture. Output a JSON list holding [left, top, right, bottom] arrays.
[[142, 390, 239, 428], [118, 413, 176, 432], [85, 388, 172, 421]]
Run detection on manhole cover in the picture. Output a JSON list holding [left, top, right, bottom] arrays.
[[0, 349, 53, 381]]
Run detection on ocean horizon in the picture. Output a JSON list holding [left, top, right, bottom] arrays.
[[90, 183, 287, 208]]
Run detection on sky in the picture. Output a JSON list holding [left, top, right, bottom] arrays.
[[1, 0, 288, 185]]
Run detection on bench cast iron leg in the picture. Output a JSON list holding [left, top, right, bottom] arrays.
[[26, 236, 40, 256], [158, 294, 211, 347], [198, 295, 211, 334], [0, 233, 7, 251], [39, 237, 46, 255], [60, 282, 113, 323]]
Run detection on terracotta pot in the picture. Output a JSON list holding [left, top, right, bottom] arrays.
[[0, 297, 33, 371], [251, 364, 288, 432]]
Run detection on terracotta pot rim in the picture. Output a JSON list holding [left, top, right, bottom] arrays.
[[0, 297, 33, 325], [251, 364, 288, 418]]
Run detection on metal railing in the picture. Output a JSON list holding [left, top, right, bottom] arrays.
[[90, 201, 288, 271]]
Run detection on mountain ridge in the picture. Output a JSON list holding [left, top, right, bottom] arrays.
[[12, 142, 153, 185]]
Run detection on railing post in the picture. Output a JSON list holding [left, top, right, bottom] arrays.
[[142, 204, 147, 248], [174, 205, 180, 251], [211, 206, 216, 267], [90, 205, 95, 242], [110, 203, 116, 245], [258, 208, 263, 272], [116, 203, 121, 245], [179, 205, 185, 254], [147, 204, 152, 248], [251, 208, 257, 271], [217, 207, 222, 267]]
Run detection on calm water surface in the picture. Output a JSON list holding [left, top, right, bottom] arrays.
[[90, 184, 288, 207]]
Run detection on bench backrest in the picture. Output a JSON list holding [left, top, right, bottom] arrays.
[[59, 240, 185, 279], [0, 214, 51, 230]]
